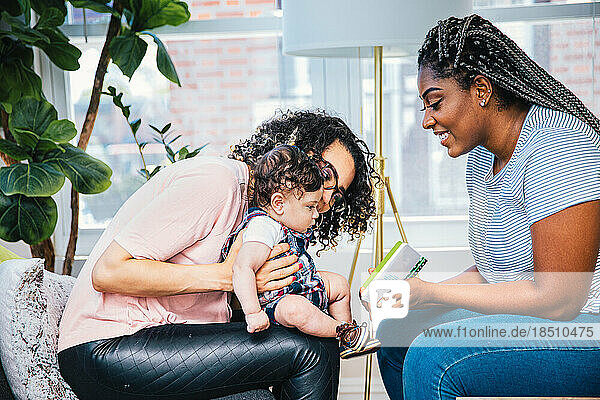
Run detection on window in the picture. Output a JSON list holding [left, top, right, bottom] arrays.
[[55, 1, 600, 258], [67, 0, 279, 23], [70, 35, 311, 227]]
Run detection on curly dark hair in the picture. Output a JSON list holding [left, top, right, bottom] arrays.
[[253, 145, 323, 209], [230, 109, 378, 252], [418, 14, 600, 133]]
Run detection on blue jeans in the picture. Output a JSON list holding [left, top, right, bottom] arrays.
[[377, 309, 600, 400]]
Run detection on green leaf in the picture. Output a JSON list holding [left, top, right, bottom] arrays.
[[105, 86, 117, 96], [148, 165, 162, 178], [112, 92, 124, 108], [0, 139, 31, 161], [177, 146, 188, 160], [123, 0, 142, 20], [43, 144, 112, 194], [123, 8, 134, 26], [9, 97, 57, 138], [31, 0, 67, 19], [167, 134, 181, 144], [141, 31, 180, 86], [22, 0, 31, 24], [186, 143, 207, 158], [0, 0, 29, 17], [12, 61, 42, 97], [35, 7, 66, 29], [11, 128, 40, 149], [0, 163, 65, 196], [126, 0, 190, 31], [0, 37, 34, 67], [1, 12, 50, 43], [34, 138, 61, 155], [0, 3, 31, 25], [130, 118, 141, 135], [0, 29, 50, 45], [69, 1, 121, 18], [140, 165, 162, 179], [138, 168, 149, 179], [36, 27, 81, 71], [165, 146, 175, 163], [0, 192, 57, 245], [149, 123, 161, 134], [0, 61, 43, 110], [41, 119, 77, 143], [109, 31, 148, 79]]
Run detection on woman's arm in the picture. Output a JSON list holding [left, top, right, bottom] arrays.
[[359, 265, 485, 312], [438, 265, 487, 284], [411, 200, 600, 320], [92, 236, 300, 297]]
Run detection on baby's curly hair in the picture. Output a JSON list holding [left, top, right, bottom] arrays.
[[230, 109, 378, 253], [253, 145, 323, 208]]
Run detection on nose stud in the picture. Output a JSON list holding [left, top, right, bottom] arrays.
[[480, 100, 486, 107]]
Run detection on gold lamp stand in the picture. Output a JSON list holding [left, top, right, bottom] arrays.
[[347, 46, 408, 400]]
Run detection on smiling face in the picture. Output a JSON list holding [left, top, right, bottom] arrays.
[[417, 67, 489, 158]]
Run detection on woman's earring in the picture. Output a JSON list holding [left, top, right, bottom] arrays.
[[480, 100, 486, 107]]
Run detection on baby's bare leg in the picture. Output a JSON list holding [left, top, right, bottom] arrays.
[[319, 271, 352, 323], [275, 295, 339, 337]]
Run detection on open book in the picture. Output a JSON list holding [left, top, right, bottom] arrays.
[[361, 241, 427, 289]]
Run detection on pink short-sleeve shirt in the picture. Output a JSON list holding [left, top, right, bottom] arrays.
[[58, 157, 249, 352]]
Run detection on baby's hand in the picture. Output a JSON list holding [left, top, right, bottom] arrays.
[[245, 310, 270, 333]]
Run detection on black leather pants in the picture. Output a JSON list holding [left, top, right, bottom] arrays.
[[58, 322, 339, 400]]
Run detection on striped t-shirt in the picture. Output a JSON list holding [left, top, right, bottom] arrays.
[[467, 104, 600, 313]]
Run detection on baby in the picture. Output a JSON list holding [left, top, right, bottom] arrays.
[[221, 145, 380, 359]]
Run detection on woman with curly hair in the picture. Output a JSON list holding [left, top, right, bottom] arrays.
[[374, 14, 600, 400], [57, 109, 377, 400]]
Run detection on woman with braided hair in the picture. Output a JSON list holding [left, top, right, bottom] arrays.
[[374, 14, 600, 399]]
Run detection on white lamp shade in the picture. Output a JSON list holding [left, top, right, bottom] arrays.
[[283, 0, 472, 57]]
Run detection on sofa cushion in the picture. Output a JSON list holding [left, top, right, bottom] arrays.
[[0, 258, 274, 400], [0, 258, 77, 400]]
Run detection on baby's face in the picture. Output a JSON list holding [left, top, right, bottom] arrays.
[[280, 187, 323, 232]]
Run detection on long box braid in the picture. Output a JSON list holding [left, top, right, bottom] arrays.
[[418, 14, 600, 135]]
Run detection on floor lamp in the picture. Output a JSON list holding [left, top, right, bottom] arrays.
[[282, 1, 471, 399]]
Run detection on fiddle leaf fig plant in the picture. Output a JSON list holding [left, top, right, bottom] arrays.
[[110, 0, 189, 85], [0, 97, 112, 244], [1, 0, 189, 273], [0, 2, 80, 114]]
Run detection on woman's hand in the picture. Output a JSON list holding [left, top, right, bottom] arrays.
[[255, 244, 300, 293], [358, 268, 436, 312], [405, 277, 434, 309], [221, 232, 300, 293], [358, 267, 375, 313]]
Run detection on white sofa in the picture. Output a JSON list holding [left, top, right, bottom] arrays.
[[0, 258, 274, 400]]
